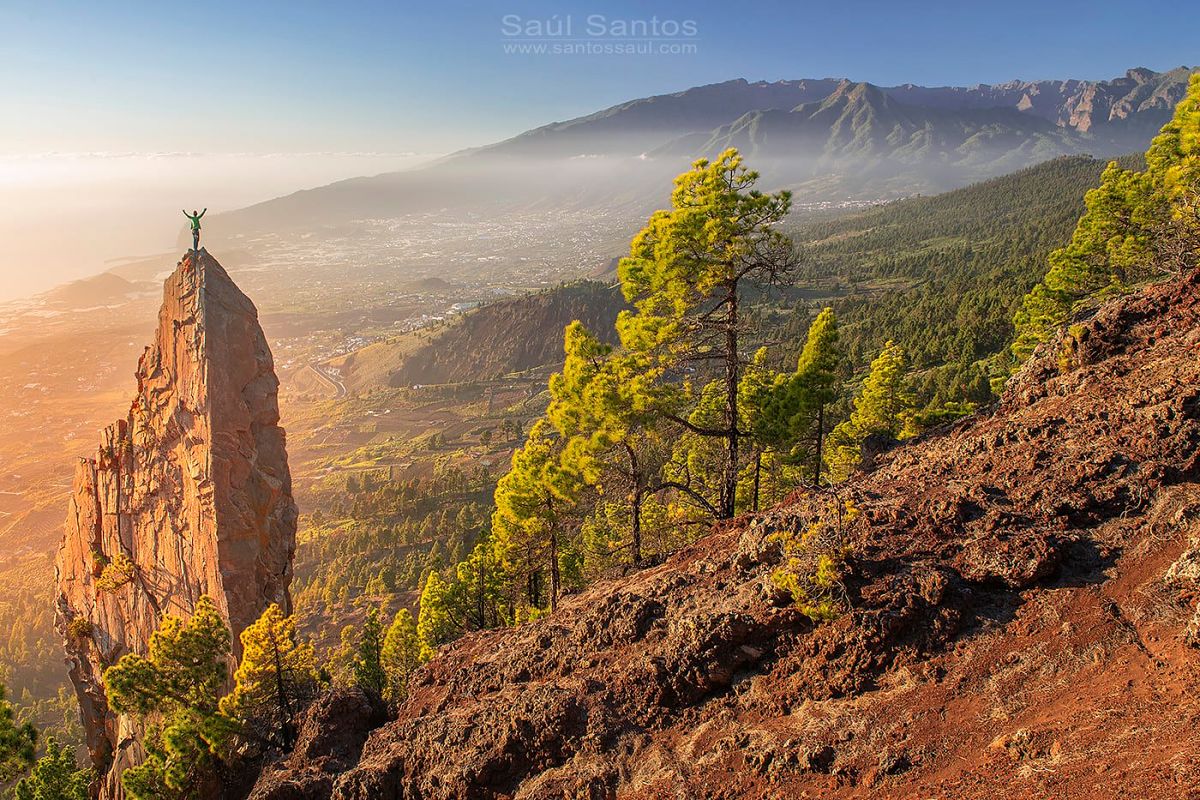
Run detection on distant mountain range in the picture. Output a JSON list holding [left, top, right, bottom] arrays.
[[219, 67, 1194, 235], [482, 66, 1192, 157]]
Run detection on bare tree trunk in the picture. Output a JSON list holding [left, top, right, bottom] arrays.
[[476, 553, 485, 629], [752, 450, 762, 512], [528, 572, 540, 609], [631, 483, 643, 566], [272, 634, 296, 749], [813, 403, 825, 487], [721, 285, 740, 519], [549, 530, 560, 611], [626, 443, 643, 565]]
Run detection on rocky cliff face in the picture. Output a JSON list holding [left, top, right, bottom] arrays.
[[256, 268, 1200, 799], [56, 250, 297, 799]]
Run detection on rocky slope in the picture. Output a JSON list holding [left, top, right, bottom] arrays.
[[56, 250, 298, 799], [257, 267, 1200, 799]]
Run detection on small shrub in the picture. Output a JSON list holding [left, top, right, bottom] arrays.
[[66, 617, 94, 641], [770, 495, 858, 622], [95, 551, 136, 593], [1057, 323, 1088, 371]]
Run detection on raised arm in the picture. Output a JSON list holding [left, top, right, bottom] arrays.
[[199, 208, 207, 218]]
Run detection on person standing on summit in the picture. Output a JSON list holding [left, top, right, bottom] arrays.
[[183, 208, 207, 251]]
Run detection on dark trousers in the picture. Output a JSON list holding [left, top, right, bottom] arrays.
[[192, 230, 200, 251]]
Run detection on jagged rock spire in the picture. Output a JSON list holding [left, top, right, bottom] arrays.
[[55, 250, 297, 799]]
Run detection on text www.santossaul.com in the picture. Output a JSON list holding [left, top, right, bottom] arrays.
[[501, 40, 698, 55]]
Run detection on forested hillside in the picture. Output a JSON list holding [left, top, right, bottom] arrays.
[[335, 282, 626, 390], [285, 155, 1139, 679], [290, 463, 496, 679], [777, 154, 1142, 403], [286, 263, 1200, 799], [357, 75, 1199, 688]]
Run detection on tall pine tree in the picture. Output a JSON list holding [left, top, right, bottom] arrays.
[[825, 340, 913, 479], [381, 608, 421, 702], [549, 322, 667, 565], [490, 419, 580, 611], [104, 596, 232, 800], [416, 571, 456, 662], [789, 307, 842, 486], [617, 148, 800, 518], [220, 603, 317, 750], [352, 607, 386, 696]]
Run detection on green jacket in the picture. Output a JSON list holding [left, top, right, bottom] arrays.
[[183, 209, 207, 231]]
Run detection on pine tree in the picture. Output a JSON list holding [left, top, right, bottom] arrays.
[[0, 682, 37, 783], [736, 315, 842, 511], [617, 148, 800, 518], [736, 348, 786, 512], [1010, 73, 1200, 369], [416, 571, 455, 662], [103, 596, 232, 799], [448, 535, 506, 631], [219, 603, 317, 750], [328, 624, 359, 686], [549, 323, 667, 565], [381, 609, 420, 703], [825, 341, 913, 479], [14, 737, 89, 800], [789, 307, 841, 486], [1011, 163, 1153, 362], [352, 607, 386, 696], [490, 419, 579, 611]]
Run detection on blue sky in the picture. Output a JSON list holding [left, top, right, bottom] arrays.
[[0, 0, 1195, 155]]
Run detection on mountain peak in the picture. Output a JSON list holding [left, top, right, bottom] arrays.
[[1126, 66, 1157, 83], [824, 79, 891, 106]]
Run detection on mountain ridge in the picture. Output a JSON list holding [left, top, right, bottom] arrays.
[[216, 67, 1194, 238], [480, 66, 1195, 159]]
